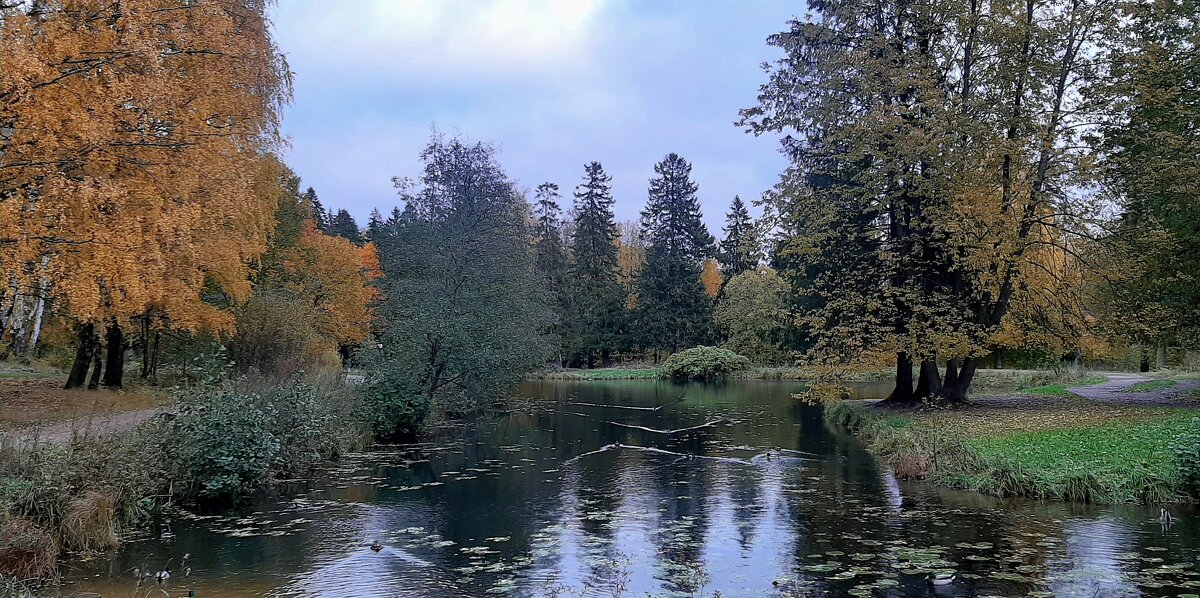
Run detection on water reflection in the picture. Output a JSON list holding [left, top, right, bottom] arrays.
[[57, 379, 1199, 597]]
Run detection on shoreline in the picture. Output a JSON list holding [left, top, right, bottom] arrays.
[[824, 387, 1200, 505]]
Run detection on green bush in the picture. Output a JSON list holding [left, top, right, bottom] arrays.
[[363, 371, 430, 440], [166, 377, 367, 498], [660, 346, 752, 382], [168, 385, 281, 498], [1169, 417, 1200, 496], [263, 380, 364, 477]]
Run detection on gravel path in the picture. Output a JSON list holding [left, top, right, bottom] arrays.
[[1067, 372, 1200, 406]]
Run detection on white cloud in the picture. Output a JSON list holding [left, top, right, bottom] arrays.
[[274, 0, 606, 81]]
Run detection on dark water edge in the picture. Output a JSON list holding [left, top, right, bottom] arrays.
[[53, 379, 1199, 597]]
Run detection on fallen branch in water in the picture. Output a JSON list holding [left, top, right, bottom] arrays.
[[605, 419, 726, 435], [566, 396, 684, 412], [561, 442, 753, 466]]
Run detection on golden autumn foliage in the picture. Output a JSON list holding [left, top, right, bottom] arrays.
[[0, 1, 291, 333], [281, 225, 373, 348], [700, 258, 721, 298]]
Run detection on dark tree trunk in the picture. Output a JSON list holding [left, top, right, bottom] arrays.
[[141, 329, 161, 379], [943, 358, 959, 389], [1140, 349, 1151, 373], [914, 359, 942, 399], [148, 331, 160, 379], [939, 358, 977, 402], [102, 322, 124, 389], [65, 324, 96, 389], [87, 345, 104, 390], [995, 348, 1005, 369], [601, 349, 612, 368], [885, 352, 916, 403]]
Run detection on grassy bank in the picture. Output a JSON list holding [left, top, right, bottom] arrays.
[[534, 367, 662, 380], [533, 365, 1125, 389], [532, 365, 892, 381], [826, 400, 1199, 504]]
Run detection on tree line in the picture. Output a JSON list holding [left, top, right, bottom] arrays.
[[0, 0, 1195, 423], [739, 0, 1199, 403]]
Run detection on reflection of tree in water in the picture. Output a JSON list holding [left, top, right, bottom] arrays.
[[648, 459, 715, 594]]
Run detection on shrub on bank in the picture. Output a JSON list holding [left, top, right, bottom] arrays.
[[166, 377, 367, 498], [660, 346, 751, 382], [363, 371, 430, 440], [168, 385, 282, 498]]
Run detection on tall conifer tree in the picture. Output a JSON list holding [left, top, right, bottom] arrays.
[[569, 162, 627, 367], [718, 196, 761, 280], [635, 153, 715, 354], [533, 183, 570, 365]]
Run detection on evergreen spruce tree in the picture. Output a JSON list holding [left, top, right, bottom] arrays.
[[533, 183, 570, 365], [635, 153, 715, 355], [717, 196, 761, 280], [328, 209, 363, 245], [569, 162, 628, 367], [366, 208, 386, 242], [302, 187, 327, 231]]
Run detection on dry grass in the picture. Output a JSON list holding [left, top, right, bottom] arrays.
[[61, 490, 119, 553], [0, 518, 58, 579]]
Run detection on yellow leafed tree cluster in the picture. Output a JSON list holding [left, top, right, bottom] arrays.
[[0, 1, 291, 386]]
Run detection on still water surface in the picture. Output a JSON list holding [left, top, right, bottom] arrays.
[[59, 380, 1199, 597]]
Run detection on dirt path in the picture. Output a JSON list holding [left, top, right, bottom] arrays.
[[1067, 372, 1200, 406], [4, 407, 168, 447]]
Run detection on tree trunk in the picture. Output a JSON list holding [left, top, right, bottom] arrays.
[[940, 358, 977, 402], [148, 331, 160, 379], [140, 325, 161, 380], [2, 294, 27, 360], [65, 324, 96, 389], [23, 293, 46, 363], [1156, 344, 1167, 370], [885, 352, 916, 403], [87, 345, 104, 390], [1140, 348, 1151, 373], [102, 322, 124, 389], [914, 359, 942, 399], [943, 358, 959, 390], [995, 348, 1005, 369], [601, 349, 612, 368]]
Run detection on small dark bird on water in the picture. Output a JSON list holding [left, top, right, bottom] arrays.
[[370, 541, 383, 552], [1161, 508, 1175, 526]]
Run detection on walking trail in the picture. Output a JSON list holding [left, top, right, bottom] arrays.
[[1067, 372, 1200, 406]]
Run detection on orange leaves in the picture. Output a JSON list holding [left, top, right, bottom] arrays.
[[0, 1, 291, 332], [279, 226, 373, 348], [700, 258, 722, 298]]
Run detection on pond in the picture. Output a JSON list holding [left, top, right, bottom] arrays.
[[57, 379, 1199, 597]]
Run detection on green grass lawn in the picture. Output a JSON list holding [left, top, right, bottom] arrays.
[[962, 412, 1196, 501], [828, 399, 1198, 503], [1020, 375, 1106, 397], [1129, 379, 1178, 393], [538, 367, 661, 380]]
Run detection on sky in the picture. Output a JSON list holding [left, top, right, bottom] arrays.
[[271, 0, 800, 233]]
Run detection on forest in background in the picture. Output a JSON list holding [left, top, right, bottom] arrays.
[[0, 0, 1197, 422], [0, 0, 1197, 587]]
